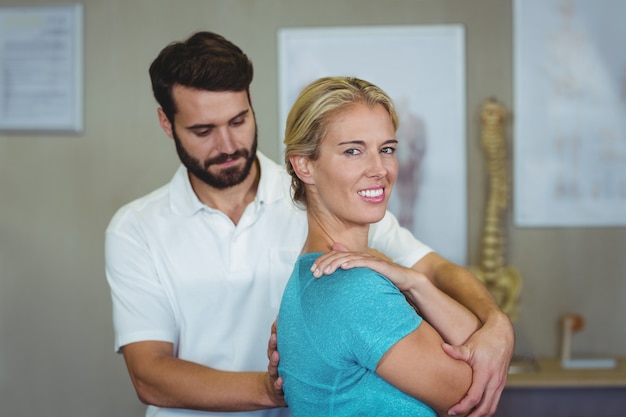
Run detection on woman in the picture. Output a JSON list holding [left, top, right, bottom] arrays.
[[277, 77, 480, 417]]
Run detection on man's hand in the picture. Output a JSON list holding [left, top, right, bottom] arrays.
[[443, 312, 513, 417], [266, 320, 285, 407]]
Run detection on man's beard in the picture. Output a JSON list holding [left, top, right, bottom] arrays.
[[173, 127, 258, 189]]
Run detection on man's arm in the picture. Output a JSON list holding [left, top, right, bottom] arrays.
[[106, 213, 286, 413], [412, 252, 514, 417], [121, 340, 285, 412]]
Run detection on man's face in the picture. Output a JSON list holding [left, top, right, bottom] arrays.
[[161, 86, 257, 189]]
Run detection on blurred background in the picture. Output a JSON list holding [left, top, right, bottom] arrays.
[[0, 0, 624, 416]]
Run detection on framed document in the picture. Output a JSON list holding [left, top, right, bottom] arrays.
[[0, 4, 83, 133], [514, 0, 626, 226]]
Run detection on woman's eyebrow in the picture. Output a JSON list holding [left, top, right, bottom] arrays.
[[337, 140, 365, 146], [337, 139, 398, 146]]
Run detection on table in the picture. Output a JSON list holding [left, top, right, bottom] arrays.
[[494, 358, 626, 417]]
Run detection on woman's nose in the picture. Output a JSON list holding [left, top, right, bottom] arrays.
[[367, 154, 388, 178]]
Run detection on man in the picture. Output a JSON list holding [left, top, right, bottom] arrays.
[[105, 31, 513, 417]]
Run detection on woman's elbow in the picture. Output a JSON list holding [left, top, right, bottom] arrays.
[[435, 361, 473, 416]]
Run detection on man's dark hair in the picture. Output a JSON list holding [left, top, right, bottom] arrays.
[[149, 31, 254, 122]]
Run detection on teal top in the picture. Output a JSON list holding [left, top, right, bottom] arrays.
[[277, 253, 435, 417]]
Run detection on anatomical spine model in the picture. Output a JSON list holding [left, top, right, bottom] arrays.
[[469, 98, 522, 320]]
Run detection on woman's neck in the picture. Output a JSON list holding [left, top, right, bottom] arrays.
[[302, 211, 370, 254]]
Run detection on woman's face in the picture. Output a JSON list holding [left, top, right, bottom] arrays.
[[308, 102, 398, 226]]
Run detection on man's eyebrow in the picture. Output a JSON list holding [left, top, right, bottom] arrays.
[[185, 109, 250, 130]]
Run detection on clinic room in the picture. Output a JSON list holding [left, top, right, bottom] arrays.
[[0, 0, 624, 416]]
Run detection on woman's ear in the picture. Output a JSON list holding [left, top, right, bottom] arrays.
[[289, 155, 315, 184]]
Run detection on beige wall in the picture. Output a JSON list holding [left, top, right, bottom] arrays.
[[0, 0, 624, 415]]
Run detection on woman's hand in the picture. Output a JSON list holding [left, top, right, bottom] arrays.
[[314, 243, 481, 350], [312, 243, 423, 292]]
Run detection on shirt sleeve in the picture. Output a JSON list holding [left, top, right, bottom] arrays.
[[305, 267, 422, 372], [105, 208, 178, 353], [369, 210, 433, 267]]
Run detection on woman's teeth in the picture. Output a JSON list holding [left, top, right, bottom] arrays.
[[358, 188, 383, 198]]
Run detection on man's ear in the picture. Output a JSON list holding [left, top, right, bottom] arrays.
[[289, 155, 315, 184], [157, 108, 174, 139]]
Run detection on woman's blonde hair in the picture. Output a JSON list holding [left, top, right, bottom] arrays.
[[284, 76, 399, 206]]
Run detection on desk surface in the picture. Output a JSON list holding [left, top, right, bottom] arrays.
[[506, 357, 626, 388]]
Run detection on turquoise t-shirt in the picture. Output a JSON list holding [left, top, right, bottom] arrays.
[[277, 253, 435, 417]]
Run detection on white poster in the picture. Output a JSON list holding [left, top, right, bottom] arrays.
[[278, 26, 467, 265], [514, 0, 626, 226], [0, 4, 83, 132]]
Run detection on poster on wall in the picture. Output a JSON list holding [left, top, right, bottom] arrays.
[[0, 4, 83, 133], [278, 26, 467, 265], [514, 0, 626, 226]]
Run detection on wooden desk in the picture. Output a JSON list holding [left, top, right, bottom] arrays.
[[494, 358, 626, 417], [506, 357, 626, 388]]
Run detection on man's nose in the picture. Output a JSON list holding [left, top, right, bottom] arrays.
[[215, 127, 237, 154]]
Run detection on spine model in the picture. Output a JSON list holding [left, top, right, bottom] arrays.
[[469, 98, 522, 320]]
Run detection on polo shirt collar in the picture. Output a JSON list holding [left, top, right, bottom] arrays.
[[168, 151, 288, 216], [255, 151, 289, 206]]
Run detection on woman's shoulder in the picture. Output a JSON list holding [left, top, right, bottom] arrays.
[[323, 265, 398, 302], [294, 253, 399, 302]]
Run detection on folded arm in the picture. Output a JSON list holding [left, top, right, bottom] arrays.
[[315, 246, 514, 417], [412, 253, 498, 325], [411, 252, 514, 417], [401, 271, 480, 346], [311, 248, 478, 345], [376, 319, 473, 417]]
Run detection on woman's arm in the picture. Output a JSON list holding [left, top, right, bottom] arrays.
[[411, 253, 497, 325], [412, 253, 514, 417], [314, 247, 513, 417], [310, 249, 479, 345], [402, 272, 480, 345], [376, 319, 473, 417]]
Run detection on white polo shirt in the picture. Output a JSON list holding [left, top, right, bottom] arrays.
[[105, 152, 432, 417]]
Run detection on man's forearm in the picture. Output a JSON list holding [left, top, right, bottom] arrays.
[[123, 342, 282, 412], [141, 363, 274, 412]]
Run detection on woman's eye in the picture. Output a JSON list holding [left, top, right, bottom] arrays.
[[345, 148, 361, 156], [381, 146, 396, 154]]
